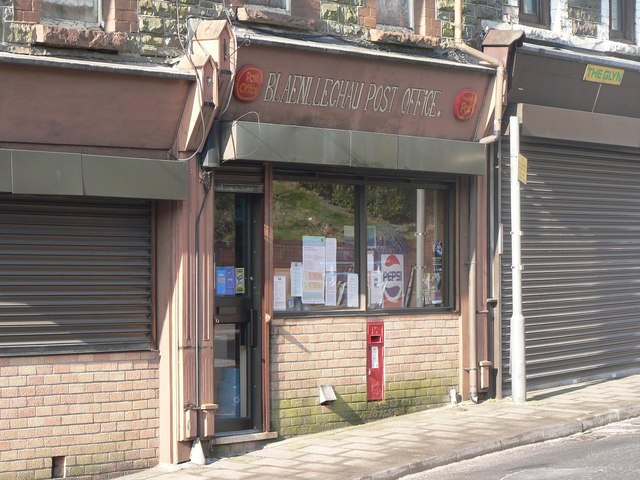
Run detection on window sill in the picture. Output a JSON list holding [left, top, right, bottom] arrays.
[[35, 24, 128, 52], [609, 35, 636, 45], [272, 307, 454, 321], [237, 7, 316, 31], [369, 28, 438, 48]]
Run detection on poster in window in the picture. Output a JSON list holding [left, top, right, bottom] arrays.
[[369, 270, 384, 307], [235, 268, 245, 294], [302, 236, 325, 304], [325, 272, 337, 306], [347, 273, 359, 308], [381, 254, 404, 308], [215, 267, 236, 296], [290, 262, 303, 297], [274, 275, 287, 311], [325, 237, 337, 272]]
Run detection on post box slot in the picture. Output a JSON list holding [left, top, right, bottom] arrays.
[[370, 335, 381, 343]]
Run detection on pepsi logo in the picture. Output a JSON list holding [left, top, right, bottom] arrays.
[[381, 254, 404, 306]]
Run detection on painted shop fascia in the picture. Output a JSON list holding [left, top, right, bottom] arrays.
[[217, 27, 496, 163]]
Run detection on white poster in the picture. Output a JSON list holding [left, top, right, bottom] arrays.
[[347, 273, 359, 308], [302, 236, 325, 304], [369, 270, 384, 307], [325, 237, 337, 272], [367, 252, 374, 273], [325, 272, 337, 306], [381, 254, 404, 308], [274, 275, 287, 311], [290, 262, 303, 297]]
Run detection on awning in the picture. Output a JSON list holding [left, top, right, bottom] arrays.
[[514, 104, 640, 148], [220, 121, 487, 176], [0, 149, 186, 200]]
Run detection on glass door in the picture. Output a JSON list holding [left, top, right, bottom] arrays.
[[214, 191, 262, 434]]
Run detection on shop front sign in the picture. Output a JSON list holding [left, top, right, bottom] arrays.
[[222, 44, 493, 141]]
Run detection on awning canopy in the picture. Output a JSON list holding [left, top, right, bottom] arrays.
[[220, 121, 487, 176], [0, 149, 186, 200]]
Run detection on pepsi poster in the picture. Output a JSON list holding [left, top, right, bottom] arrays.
[[381, 254, 404, 308]]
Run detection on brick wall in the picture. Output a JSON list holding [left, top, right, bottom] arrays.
[[270, 313, 459, 437], [0, 351, 159, 480]]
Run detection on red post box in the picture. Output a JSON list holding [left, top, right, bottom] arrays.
[[367, 321, 384, 401]]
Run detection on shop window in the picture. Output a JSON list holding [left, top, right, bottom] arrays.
[[40, 0, 101, 27], [519, 0, 550, 27], [245, 0, 290, 11], [376, 0, 413, 29], [273, 182, 357, 312], [273, 178, 451, 314], [366, 186, 448, 310], [610, 0, 635, 41]]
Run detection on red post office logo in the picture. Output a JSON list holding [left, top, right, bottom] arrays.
[[233, 65, 263, 102], [453, 89, 478, 120]]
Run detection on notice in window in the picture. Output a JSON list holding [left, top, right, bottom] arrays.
[[347, 273, 359, 308], [369, 270, 384, 307], [325, 272, 337, 306], [302, 236, 325, 304], [274, 275, 287, 311], [325, 237, 337, 272], [290, 262, 303, 297], [235, 268, 245, 295], [215, 267, 235, 296]]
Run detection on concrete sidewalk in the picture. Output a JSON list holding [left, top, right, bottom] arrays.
[[119, 374, 640, 480]]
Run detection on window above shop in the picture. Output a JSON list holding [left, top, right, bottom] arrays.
[[519, 0, 550, 27], [376, 0, 414, 30], [40, 0, 102, 27], [610, 0, 635, 42], [244, 0, 290, 12], [272, 176, 452, 315]]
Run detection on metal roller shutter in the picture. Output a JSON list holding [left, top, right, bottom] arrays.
[[501, 140, 640, 388], [0, 195, 152, 355]]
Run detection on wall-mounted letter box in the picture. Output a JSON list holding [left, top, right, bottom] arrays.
[[367, 321, 384, 401]]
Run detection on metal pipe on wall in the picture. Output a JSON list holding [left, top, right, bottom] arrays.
[[454, 0, 501, 402], [416, 189, 426, 307], [468, 177, 478, 403], [509, 116, 526, 404]]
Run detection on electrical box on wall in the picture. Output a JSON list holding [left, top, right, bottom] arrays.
[[366, 321, 384, 401]]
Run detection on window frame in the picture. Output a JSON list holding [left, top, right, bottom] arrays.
[[243, 0, 291, 14], [519, 0, 551, 27], [40, 0, 103, 29], [272, 170, 455, 317], [376, 0, 415, 31], [610, 0, 635, 42]]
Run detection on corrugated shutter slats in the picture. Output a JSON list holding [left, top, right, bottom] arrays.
[[0, 196, 152, 355], [501, 141, 640, 388]]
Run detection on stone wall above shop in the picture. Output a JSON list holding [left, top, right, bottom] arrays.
[[0, 0, 495, 60]]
